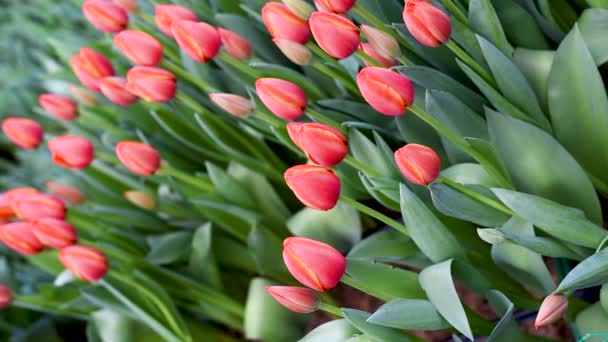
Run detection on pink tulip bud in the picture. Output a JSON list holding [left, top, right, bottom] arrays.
[[309, 12, 359, 59], [262, 2, 311, 44], [359, 43, 397, 68], [356, 67, 414, 116], [82, 0, 128, 33], [287, 122, 348, 167], [115, 141, 161, 176], [255, 78, 307, 120], [11, 193, 66, 221], [282, 0, 315, 19], [46, 181, 86, 205], [155, 4, 198, 37], [113, 30, 163, 66], [124, 190, 156, 210], [0, 222, 44, 255], [535, 295, 568, 329], [38, 94, 78, 121], [0, 195, 14, 220], [218, 28, 253, 61], [126, 66, 176, 103], [1, 117, 44, 150], [113, 0, 138, 13], [99, 77, 138, 106], [273, 38, 313, 65], [313, 0, 355, 13], [48, 135, 95, 169], [208, 93, 253, 118], [402, 0, 451, 47], [284, 165, 340, 210], [70, 48, 115, 92], [2, 188, 38, 219], [265, 286, 320, 313], [59, 245, 108, 282], [32, 218, 78, 249], [69, 85, 98, 107], [0, 284, 11, 309], [394, 144, 441, 185], [360, 24, 401, 59], [282, 237, 346, 291], [172, 20, 221, 63]]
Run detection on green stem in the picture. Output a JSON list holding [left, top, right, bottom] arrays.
[[218, 51, 260, 79], [161, 60, 217, 93], [312, 61, 360, 96], [340, 195, 409, 235], [436, 176, 515, 216], [587, 172, 608, 198], [318, 302, 343, 317], [352, 4, 390, 31], [441, 0, 468, 24], [340, 274, 390, 301], [356, 50, 382, 67], [398, 55, 414, 67], [307, 42, 335, 63], [159, 165, 215, 192], [255, 110, 285, 128], [445, 39, 496, 87], [305, 108, 346, 134], [344, 155, 382, 178]]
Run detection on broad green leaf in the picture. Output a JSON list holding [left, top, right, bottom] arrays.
[[299, 319, 359, 342], [578, 9, 608, 65], [449, 15, 488, 67], [556, 248, 608, 293], [518, 0, 565, 43], [207, 162, 257, 210], [342, 309, 416, 342], [347, 230, 419, 264], [146, 232, 193, 265], [91, 310, 166, 342], [485, 291, 522, 342], [345, 259, 426, 301], [575, 302, 608, 341], [248, 225, 289, 279], [512, 49, 554, 113], [588, 0, 608, 8], [192, 196, 260, 242], [440, 163, 500, 187], [490, 0, 550, 49], [359, 175, 401, 211], [367, 299, 451, 330], [317, 100, 393, 127], [494, 228, 586, 260], [189, 223, 222, 289], [537, 0, 577, 32], [463, 138, 512, 187], [468, 0, 513, 55], [349, 129, 394, 178]]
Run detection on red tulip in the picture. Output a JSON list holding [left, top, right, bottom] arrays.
[[313, 0, 355, 13], [0, 285, 11, 309], [70, 48, 115, 92], [359, 43, 397, 68], [255, 78, 307, 120], [273, 38, 312, 65], [309, 12, 359, 59], [115, 141, 161, 176], [219, 28, 252, 61], [11, 193, 66, 221], [59, 245, 108, 282], [282, 237, 346, 291], [113, 0, 138, 13], [46, 181, 86, 205], [155, 4, 198, 37], [0, 195, 14, 220], [48, 135, 95, 169], [0, 222, 44, 255], [356, 67, 414, 116], [124, 190, 156, 210], [402, 0, 451, 47], [287, 122, 348, 167], [394, 144, 441, 185], [82, 0, 128, 33], [5, 188, 39, 203], [38, 94, 78, 121], [32, 218, 78, 249], [262, 2, 311, 44], [126, 66, 176, 103], [535, 295, 568, 329], [284, 165, 340, 211], [113, 30, 163, 66], [172, 20, 221, 63], [69, 85, 98, 107], [2, 188, 38, 219], [360, 24, 401, 60], [208, 93, 253, 118], [1, 117, 44, 150], [265, 286, 320, 313], [99, 77, 138, 106]]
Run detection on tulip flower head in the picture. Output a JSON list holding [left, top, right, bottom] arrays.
[[126, 66, 176, 103], [284, 165, 340, 210], [218, 28, 253, 61], [359, 43, 397, 68], [0, 285, 11, 309], [124, 190, 156, 210], [155, 4, 198, 37], [535, 295, 568, 329], [262, 2, 311, 44], [273, 38, 313, 65], [32, 218, 78, 249], [287, 122, 348, 167], [394, 144, 441, 185], [0, 195, 14, 220], [11, 193, 66, 221], [116, 141, 161, 176], [69, 85, 98, 107], [113, 0, 138, 13], [48, 135, 95, 169], [0, 222, 44, 255], [70, 48, 115, 92], [46, 181, 86, 205], [209, 93, 253, 118], [113, 30, 163, 66], [360, 24, 401, 59], [1, 117, 44, 150], [402, 0, 451, 47], [309, 12, 360, 59], [59, 245, 108, 282], [100, 77, 138, 106], [82, 0, 128, 33], [255, 78, 307, 120], [39, 94, 78, 121], [265, 286, 320, 313], [314, 0, 355, 13], [356, 67, 414, 116], [172, 20, 221, 63]]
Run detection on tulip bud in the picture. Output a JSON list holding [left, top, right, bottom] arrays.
[[403, 0, 451, 47], [273, 38, 312, 65], [283, 237, 346, 291], [255, 78, 307, 120], [265, 286, 320, 313], [48, 135, 95, 169], [46, 181, 86, 205], [116, 141, 161, 176], [5, 188, 39, 203], [394, 144, 441, 185], [155, 4, 198, 37], [32, 218, 78, 249], [314, 0, 356, 13], [284, 165, 340, 211], [0, 222, 44, 255], [59, 245, 108, 282], [113, 30, 163, 66], [126, 66, 176, 103], [309, 12, 360, 59], [360, 25, 401, 59], [1, 117, 44, 150], [356, 67, 414, 116], [38, 94, 78, 121], [69, 85, 98, 107], [82, 0, 128, 33], [282, 0, 315, 19], [99, 77, 138, 106], [359, 43, 397, 68], [262, 3, 311, 44], [535, 295, 568, 329], [11, 193, 66, 221], [208, 93, 253, 118], [0, 284, 11, 309], [124, 190, 156, 210], [287, 122, 348, 167], [113, 0, 138, 13], [218, 28, 252, 61], [70, 48, 115, 92], [172, 20, 221, 63], [0, 195, 13, 220]]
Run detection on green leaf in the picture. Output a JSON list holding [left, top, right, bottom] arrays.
[[359, 175, 401, 211], [468, 0, 513, 55], [347, 230, 420, 264], [349, 129, 394, 178], [299, 319, 359, 342], [91, 309, 166, 342], [342, 309, 416, 342], [367, 299, 451, 330], [189, 223, 222, 289], [490, 0, 550, 49], [588, 0, 608, 8], [556, 248, 608, 293], [518, 0, 565, 43], [192, 196, 260, 242], [577, 9, 608, 66], [485, 290, 522, 342], [207, 162, 257, 210], [495, 228, 586, 260], [575, 302, 608, 340], [465, 138, 512, 187], [345, 259, 426, 301], [512, 48, 554, 113], [146, 232, 192, 265], [247, 225, 289, 279], [440, 163, 500, 187]]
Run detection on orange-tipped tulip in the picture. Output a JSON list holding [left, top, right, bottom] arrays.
[[394, 144, 441, 185], [172, 20, 221, 63], [5, 188, 39, 202], [1, 117, 44, 150], [360, 24, 401, 59], [284, 165, 340, 210], [155, 4, 198, 37], [255, 78, 307, 120], [38, 94, 78, 121], [287, 122, 348, 167], [11, 193, 66, 221], [48, 135, 95, 169], [265, 286, 320, 313], [313, 0, 355, 13], [219, 28, 252, 61], [262, 2, 311, 44], [46, 181, 86, 205], [535, 295, 568, 329], [0, 285, 11, 309], [356, 67, 414, 116], [309, 12, 359, 59], [124, 190, 156, 210], [82, 0, 128, 33], [403, 0, 451, 47], [2, 188, 38, 219], [59, 245, 108, 282], [70, 48, 115, 92], [113, 30, 163, 66], [0, 222, 44, 255], [283, 237, 346, 291], [113, 0, 138, 13], [126, 66, 176, 103], [273, 38, 312, 65], [0, 195, 14, 220], [116, 141, 161, 176], [100, 77, 138, 106], [32, 218, 78, 249], [209, 93, 253, 118], [69, 85, 98, 107], [359, 43, 397, 68]]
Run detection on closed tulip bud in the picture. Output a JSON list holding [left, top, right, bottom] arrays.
[[535, 295, 568, 329], [5, 188, 39, 203], [356, 67, 414, 115], [403, 0, 451, 47], [0, 222, 44, 255], [59, 245, 108, 282], [273, 38, 312, 65], [208, 93, 253, 118], [113, 0, 138, 13], [1, 118, 44, 150], [359, 43, 397, 68], [0, 285, 11, 309], [360, 25, 401, 59], [116, 141, 161, 176], [113, 30, 163, 66], [394, 144, 441, 185], [69, 85, 98, 107], [126, 66, 176, 103], [283, 237, 346, 291], [11, 193, 66, 221], [287, 123, 348, 167], [310, 12, 360, 59], [314, 0, 356, 13], [0, 195, 13, 220], [48, 135, 95, 169], [282, 0, 315, 19], [99, 77, 138, 106], [38, 94, 78, 121], [262, 3, 311, 44], [124, 190, 156, 210], [155, 4, 198, 37], [2, 189, 37, 219], [218, 28, 252, 61], [265, 286, 320, 313], [32, 218, 78, 249], [82, 0, 128, 33], [284, 165, 340, 210], [70, 48, 115, 92], [255, 78, 307, 120], [172, 20, 221, 63], [46, 181, 86, 205]]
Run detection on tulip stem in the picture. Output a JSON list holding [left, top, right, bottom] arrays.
[[159, 165, 216, 192], [318, 302, 343, 317], [441, 0, 469, 24], [436, 176, 515, 216], [305, 108, 347, 134], [307, 42, 335, 64], [312, 61, 361, 96], [444, 39, 496, 87], [352, 4, 391, 32], [344, 155, 382, 178], [161, 60, 217, 93], [340, 195, 409, 235], [355, 51, 382, 67], [398, 55, 414, 67], [218, 51, 261, 79]]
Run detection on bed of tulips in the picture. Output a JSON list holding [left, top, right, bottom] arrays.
[[2, 0, 608, 340]]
